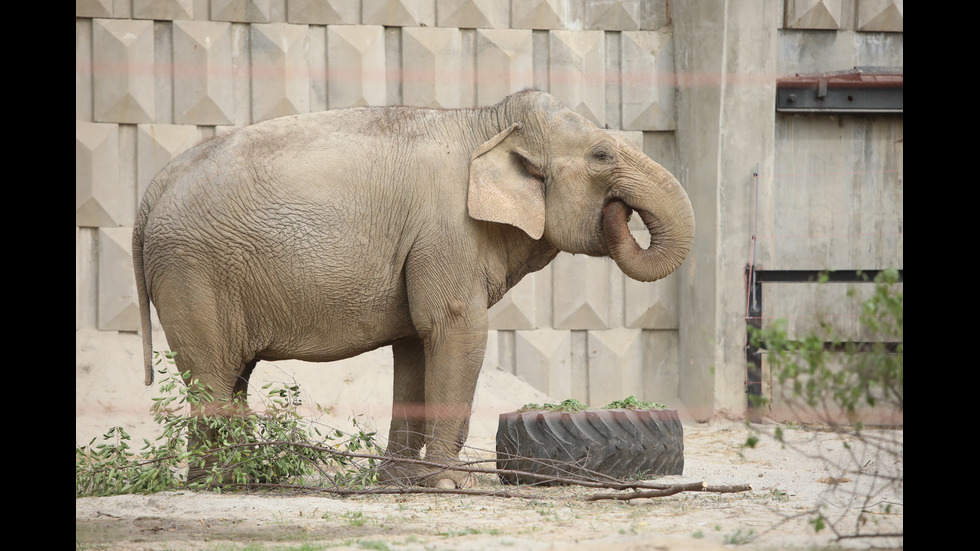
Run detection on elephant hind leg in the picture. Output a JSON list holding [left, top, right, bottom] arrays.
[[233, 359, 258, 402], [152, 281, 259, 484], [158, 321, 256, 483], [384, 338, 426, 458], [185, 364, 254, 485], [156, 289, 250, 401]]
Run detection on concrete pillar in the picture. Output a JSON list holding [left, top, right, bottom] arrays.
[[672, 2, 779, 419]]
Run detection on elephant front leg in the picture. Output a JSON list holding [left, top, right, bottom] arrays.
[[378, 331, 484, 489], [389, 253, 491, 488], [415, 313, 488, 489], [377, 321, 487, 488]]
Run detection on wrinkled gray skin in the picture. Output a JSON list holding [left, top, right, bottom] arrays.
[[133, 90, 695, 488]]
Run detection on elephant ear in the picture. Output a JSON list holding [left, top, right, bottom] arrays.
[[468, 122, 546, 240]]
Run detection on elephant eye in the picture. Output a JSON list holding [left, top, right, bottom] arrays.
[[590, 147, 615, 164]]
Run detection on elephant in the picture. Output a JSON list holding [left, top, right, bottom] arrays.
[[132, 89, 695, 488]]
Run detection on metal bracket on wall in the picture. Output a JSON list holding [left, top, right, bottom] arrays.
[[776, 67, 903, 114], [743, 268, 904, 419]]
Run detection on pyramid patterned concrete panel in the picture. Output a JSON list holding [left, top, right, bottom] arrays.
[[586, 328, 643, 406], [639, 0, 670, 30], [624, 267, 678, 329], [608, 129, 643, 151], [77, 228, 98, 329], [211, 0, 272, 23], [215, 124, 243, 138], [488, 269, 539, 330], [173, 21, 235, 125], [77, 0, 112, 18], [857, 0, 903, 32], [362, 0, 436, 27], [77, 19, 94, 121], [93, 19, 154, 123], [402, 27, 463, 109], [287, 0, 359, 24], [475, 29, 533, 106], [552, 253, 611, 330], [586, 0, 640, 30], [327, 26, 387, 108], [481, 330, 499, 372], [784, 0, 842, 30], [437, 0, 508, 29], [308, 26, 328, 112], [641, 330, 679, 406], [514, 329, 572, 398], [137, 125, 204, 200], [549, 30, 605, 126], [641, 131, 678, 174], [76, 122, 124, 228], [98, 227, 139, 331], [621, 31, 675, 131], [511, 0, 571, 30], [250, 23, 311, 122], [132, 0, 193, 21]]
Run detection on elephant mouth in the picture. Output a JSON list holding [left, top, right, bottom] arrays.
[[602, 200, 650, 244]]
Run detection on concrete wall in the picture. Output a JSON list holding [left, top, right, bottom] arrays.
[[75, 0, 903, 420]]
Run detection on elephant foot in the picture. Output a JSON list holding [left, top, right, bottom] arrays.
[[377, 457, 474, 489], [186, 460, 278, 487], [185, 457, 224, 486], [187, 464, 208, 484]]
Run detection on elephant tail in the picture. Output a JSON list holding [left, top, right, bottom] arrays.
[[133, 189, 155, 386], [133, 168, 181, 386]]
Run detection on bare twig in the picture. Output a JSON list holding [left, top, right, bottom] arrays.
[[586, 482, 753, 501]]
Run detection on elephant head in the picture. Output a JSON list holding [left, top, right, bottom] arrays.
[[468, 91, 694, 282]]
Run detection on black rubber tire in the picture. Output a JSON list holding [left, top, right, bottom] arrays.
[[495, 408, 684, 485]]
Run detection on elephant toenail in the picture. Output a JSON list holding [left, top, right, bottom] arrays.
[[436, 478, 456, 490]]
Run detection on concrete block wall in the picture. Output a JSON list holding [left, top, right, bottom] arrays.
[[784, 0, 903, 32], [76, 0, 682, 409], [76, 1, 904, 418]]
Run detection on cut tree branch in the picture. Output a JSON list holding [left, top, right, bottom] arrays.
[[586, 482, 753, 501], [199, 440, 754, 501]]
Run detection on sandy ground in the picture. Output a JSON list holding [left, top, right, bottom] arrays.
[[76, 329, 903, 550]]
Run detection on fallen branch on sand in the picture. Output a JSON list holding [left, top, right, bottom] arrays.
[[200, 441, 753, 501], [585, 481, 753, 501]]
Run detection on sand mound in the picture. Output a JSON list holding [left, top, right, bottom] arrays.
[[75, 328, 553, 450]]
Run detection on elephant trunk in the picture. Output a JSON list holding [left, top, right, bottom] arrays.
[[603, 173, 695, 283]]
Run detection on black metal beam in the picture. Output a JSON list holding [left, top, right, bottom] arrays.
[[743, 268, 903, 417], [754, 269, 903, 284], [777, 85, 903, 113]]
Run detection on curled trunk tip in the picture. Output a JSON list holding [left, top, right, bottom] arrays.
[[603, 199, 694, 282]]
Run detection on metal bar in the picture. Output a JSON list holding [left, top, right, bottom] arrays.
[[777, 86, 903, 113], [745, 266, 764, 418], [743, 268, 903, 417], [753, 269, 902, 283], [775, 68, 903, 113]]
